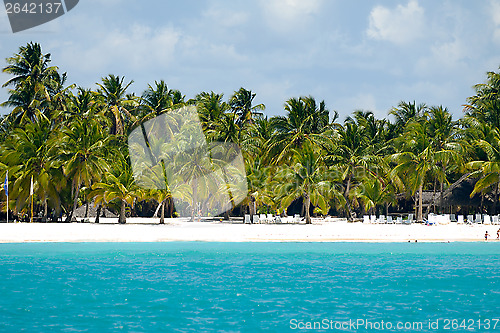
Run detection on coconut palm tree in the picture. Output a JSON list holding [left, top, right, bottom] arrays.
[[425, 106, 463, 211], [390, 120, 442, 222], [389, 101, 427, 135], [91, 152, 144, 224], [96, 74, 136, 135], [0, 112, 64, 220], [229, 87, 265, 127], [269, 96, 331, 163], [1, 42, 63, 126], [326, 121, 378, 220], [59, 114, 112, 222], [466, 127, 500, 212], [276, 145, 330, 224]]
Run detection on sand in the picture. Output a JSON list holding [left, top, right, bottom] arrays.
[[0, 218, 498, 243]]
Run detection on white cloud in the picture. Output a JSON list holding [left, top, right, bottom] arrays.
[[490, 0, 500, 42], [59, 24, 180, 74], [259, 0, 324, 32], [367, 0, 425, 44], [202, 5, 249, 28]]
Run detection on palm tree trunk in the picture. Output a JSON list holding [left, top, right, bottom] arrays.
[[85, 202, 89, 218], [494, 184, 499, 215], [160, 199, 165, 224], [43, 198, 48, 223], [66, 182, 81, 222], [119, 199, 126, 224], [418, 184, 423, 222], [344, 175, 354, 221], [95, 204, 102, 223], [304, 194, 311, 224]]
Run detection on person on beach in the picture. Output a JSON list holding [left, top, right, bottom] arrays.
[[485, 231, 489, 241], [497, 228, 499, 240]]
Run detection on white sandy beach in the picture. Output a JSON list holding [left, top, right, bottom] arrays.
[[0, 218, 499, 243]]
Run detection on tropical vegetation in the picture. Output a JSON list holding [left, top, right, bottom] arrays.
[[1, 42, 499, 223]]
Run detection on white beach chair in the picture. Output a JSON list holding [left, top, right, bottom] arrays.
[[370, 215, 376, 224], [396, 216, 403, 224], [260, 214, 268, 223], [404, 214, 413, 224], [475, 214, 482, 224], [484, 215, 491, 225], [244, 214, 251, 224], [253, 215, 259, 224], [450, 214, 457, 222], [293, 214, 301, 223], [275, 215, 282, 224], [387, 216, 393, 224], [363, 215, 370, 224], [457, 215, 464, 224], [267, 214, 275, 223], [377, 215, 386, 224], [492, 215, 499, 225], [467, 215, 474, 224]]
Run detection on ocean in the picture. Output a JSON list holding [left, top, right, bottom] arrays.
[[0, 242, 498, 332]]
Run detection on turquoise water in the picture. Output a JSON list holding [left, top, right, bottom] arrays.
[[0, 242, 499, 332]]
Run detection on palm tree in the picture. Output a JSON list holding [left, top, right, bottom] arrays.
[[91, 152, 144, 224], [277, 145, 330, 224], [1, 42, 62, 126], [229, 87, 265, 127], [354, 176, 396, 215], [97, 74, 136, 135], [389, 101, 427, 135], [195, 91, 228, 132], [327, 121, 377, 220], [59, 115, 112, 222], [425, 106, 463, 211], [0, 112, 64, 220], [269, 96, 331, 163], [466, 127, 500, 212], [465, 67, 500, 130], [390, 120, 442, 222]]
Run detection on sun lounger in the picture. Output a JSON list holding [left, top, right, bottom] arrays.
[[475, 214, 482, 224], [363, 215, 370, 224], [387, 216, 393, 224], [275, 215, 282, 223], [467, 215, 474, 224], [377, 215, 386, 224], [492, 215, 499, 225], [244, 214, 251, 224], [457, 215, 464, 224], [293, 214, 301, 223], [267, 214, 275, 223], [370, 215, 376, 224], [253, 215, 259, 224], [484, 215, 491, 225], [260, 214, 268, 223], [450, 214, 457, 222], [404, 214, 413, 224], [396, 216, 403, 224]]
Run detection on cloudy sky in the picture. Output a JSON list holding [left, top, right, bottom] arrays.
[[1, 0, 500, 121]]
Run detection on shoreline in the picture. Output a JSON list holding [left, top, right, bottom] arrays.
[[0, 218, 499, 243]]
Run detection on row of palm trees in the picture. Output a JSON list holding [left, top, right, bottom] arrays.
[[1, 42, 500, 224]]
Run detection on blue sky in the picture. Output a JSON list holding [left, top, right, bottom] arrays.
[[1, 0, 500, 121]]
